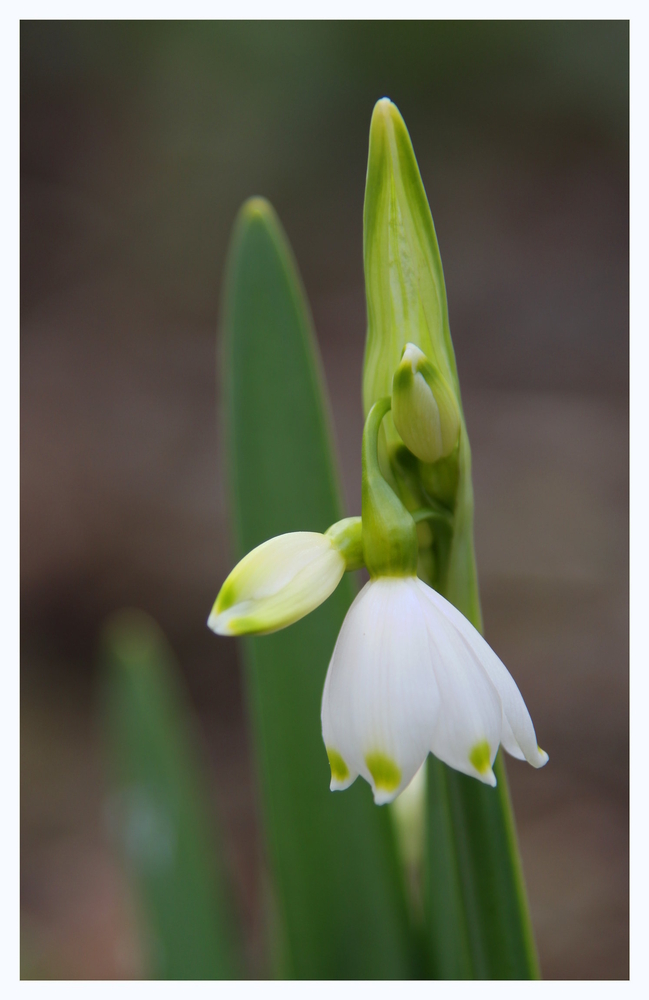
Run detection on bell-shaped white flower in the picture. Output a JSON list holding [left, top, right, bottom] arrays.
[[321, 576, 548, 805]]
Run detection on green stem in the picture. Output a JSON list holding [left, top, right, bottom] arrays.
[[411, 503, 454, 529], [361, 397, 418, 578]]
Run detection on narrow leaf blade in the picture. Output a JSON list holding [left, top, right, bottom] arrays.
[[222, 198, 416, 979], [101, 610, 239, 980]]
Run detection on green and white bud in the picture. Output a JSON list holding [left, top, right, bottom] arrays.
[[208, 519, 363, 637], [392, 343, 460, 463]]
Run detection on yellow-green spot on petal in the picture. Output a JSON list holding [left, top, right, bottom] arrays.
[[327, 748, 349, 782], [365, 752, 401, 792], [469, 739, 491, 775], [214, 576, 237, 613]]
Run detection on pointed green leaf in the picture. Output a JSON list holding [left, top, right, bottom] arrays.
[[221, 198, 417, 978], [101, 610, 239, 979], [363, 99, 540, 979]]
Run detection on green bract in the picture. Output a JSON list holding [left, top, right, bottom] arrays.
[[363, 100, 457, 436], [362, 96, 480, 622]]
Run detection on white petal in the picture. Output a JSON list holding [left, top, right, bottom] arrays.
[[419, 582, 548, 769], [209, 532, 345, 636], [500, 714, 526, 760], [321, 578, 438, 805], [413, 581, 501, 785]]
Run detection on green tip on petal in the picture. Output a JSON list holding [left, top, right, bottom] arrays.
[[469, 740, 497, 786], [469, 739, 490, 773], [207, 531, 347, 637], [327, 748, 350, 784], [207, 607, 232, 635], [366, 751, 401, 803]]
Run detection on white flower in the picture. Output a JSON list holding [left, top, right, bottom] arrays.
[[321, 576, 548, 805], [208, 531, 346, 636]]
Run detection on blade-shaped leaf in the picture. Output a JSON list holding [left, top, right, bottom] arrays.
[[362, 99, 540, 979], [221, 198, 417, 979], [440, 756, 540, 978], [101, 610, 239, 980]]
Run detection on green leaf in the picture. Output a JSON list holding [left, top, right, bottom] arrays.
[[362, 99, 540, 979], [221, 197, 417, 979], [100, 610, 239, 979]]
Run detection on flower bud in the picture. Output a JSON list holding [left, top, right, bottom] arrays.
[[208, 531, 346, 636], [392, 343, 460, 463], [208, 519, 365, 637]]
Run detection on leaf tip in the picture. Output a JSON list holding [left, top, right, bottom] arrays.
[[370, 96, 408, 140], [241, 195, 272, 217], [236, 196, 280, 237], [102, 609, 168, 672]]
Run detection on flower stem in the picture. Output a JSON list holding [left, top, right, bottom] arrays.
[[361, 397, 419, 578], [411, 502, 454, 529]]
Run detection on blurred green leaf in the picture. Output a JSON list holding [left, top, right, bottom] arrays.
[[362, 99, 540, 979], [101, 610, 239, 980], [221, 197, 417, 979]]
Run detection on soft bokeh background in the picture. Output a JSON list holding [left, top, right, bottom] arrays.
[[20, 21, 628, 980]]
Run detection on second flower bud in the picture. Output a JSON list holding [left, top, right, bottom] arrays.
[[391, 343, 460, 463]]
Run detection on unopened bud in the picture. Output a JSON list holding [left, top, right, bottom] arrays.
[[392, 343, 460, 463], [208, 518, 365, 637], [208, 531, 346, 636]]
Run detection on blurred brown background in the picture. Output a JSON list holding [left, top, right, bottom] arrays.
[[20, 21, 628, 979]]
